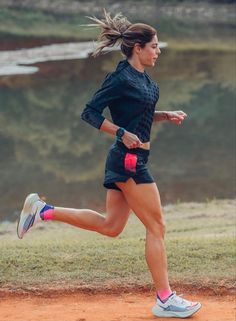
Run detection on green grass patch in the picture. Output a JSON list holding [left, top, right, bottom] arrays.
[[167, 38, 236, 51], [0, 199, 235, 292], [0, 7, 235, 51], [0, 8, 97, 39]]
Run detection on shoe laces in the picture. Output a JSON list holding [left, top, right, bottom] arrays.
[[170, 292, 192, 307]]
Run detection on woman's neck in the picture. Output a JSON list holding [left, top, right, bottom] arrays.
[[127, 57, 145, 73]]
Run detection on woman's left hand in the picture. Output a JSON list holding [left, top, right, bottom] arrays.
[[166, 110, 187, 125]]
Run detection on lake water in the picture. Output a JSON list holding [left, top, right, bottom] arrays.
[[0, 41, 235, 222]]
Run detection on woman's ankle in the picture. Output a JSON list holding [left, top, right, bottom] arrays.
[[157, 288, 172, 302], [40, 204, 55, 220]]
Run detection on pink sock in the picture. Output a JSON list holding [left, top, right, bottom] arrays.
[[157, 289, 173, 302], [43, 209, 54, 220], [40, 204, 55, 221]]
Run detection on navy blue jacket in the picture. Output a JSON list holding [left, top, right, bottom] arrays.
[[81, 59, 159, 143]]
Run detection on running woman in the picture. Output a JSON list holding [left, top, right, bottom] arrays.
[[17, 10, 201, 319]]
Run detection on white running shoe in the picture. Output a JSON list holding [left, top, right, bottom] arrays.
[[17, 193, 46, 239], [152, 291, 201, 318]]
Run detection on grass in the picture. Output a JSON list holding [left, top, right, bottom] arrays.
[[167, 38, 236, 52], [0, 7, 235, 51], [0, 8, 97, 39], [0, 199, 235, 293]]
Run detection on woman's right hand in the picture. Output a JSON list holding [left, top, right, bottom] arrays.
[[122, 131, 143, 149]]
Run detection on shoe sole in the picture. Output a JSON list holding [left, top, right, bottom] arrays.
[[152, 302, 202, 318], [17, 193, 40, 239]]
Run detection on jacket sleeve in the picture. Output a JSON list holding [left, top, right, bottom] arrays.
[[81, 73, 122, 129]]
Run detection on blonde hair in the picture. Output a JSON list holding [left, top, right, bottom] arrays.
[[86, 9, 156, 58]]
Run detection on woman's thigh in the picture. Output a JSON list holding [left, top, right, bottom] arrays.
[[105, 189, 131, 231], [115, 178, 165, 233]]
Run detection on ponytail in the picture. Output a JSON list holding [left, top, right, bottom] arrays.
[[86, 9, 131, 57], [86, 9, 156, 58]]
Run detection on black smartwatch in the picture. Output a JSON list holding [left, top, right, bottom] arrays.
[[116, 127, 125, 141]]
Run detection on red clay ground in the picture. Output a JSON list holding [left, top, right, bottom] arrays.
[[0, 291, 235, 321]]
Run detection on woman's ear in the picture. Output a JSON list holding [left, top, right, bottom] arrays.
[[133, 43, 142, 55]]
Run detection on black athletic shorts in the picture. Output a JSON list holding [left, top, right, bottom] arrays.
[[103, 141, 154, 191]]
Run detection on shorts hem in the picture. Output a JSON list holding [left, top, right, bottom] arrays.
[[103, 177, 155, 191], [103, 175, 129, 191]]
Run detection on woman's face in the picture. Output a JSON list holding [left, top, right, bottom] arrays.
[[136, 35, 161, 67]]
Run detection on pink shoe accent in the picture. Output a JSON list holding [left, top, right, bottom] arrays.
[[157, 289, 173, 301], [43, 209, 54, 220], [187, 302, 199, 310]]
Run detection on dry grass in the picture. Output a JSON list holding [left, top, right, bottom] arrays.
[[0, 199, 235, 292]]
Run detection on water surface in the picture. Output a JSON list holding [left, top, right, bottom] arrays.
[[0, 42, 235, 221]]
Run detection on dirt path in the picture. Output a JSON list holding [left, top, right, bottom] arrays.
[[0, 292, 235, 321]]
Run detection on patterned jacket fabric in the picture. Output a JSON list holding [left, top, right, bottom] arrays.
[[81, 59, 159, 143]]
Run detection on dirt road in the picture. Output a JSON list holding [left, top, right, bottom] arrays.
[[0, 291, 234, 321]]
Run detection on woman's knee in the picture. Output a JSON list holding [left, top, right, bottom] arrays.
[[146, 216, 166, 239], [101, 221, 123, 238]]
